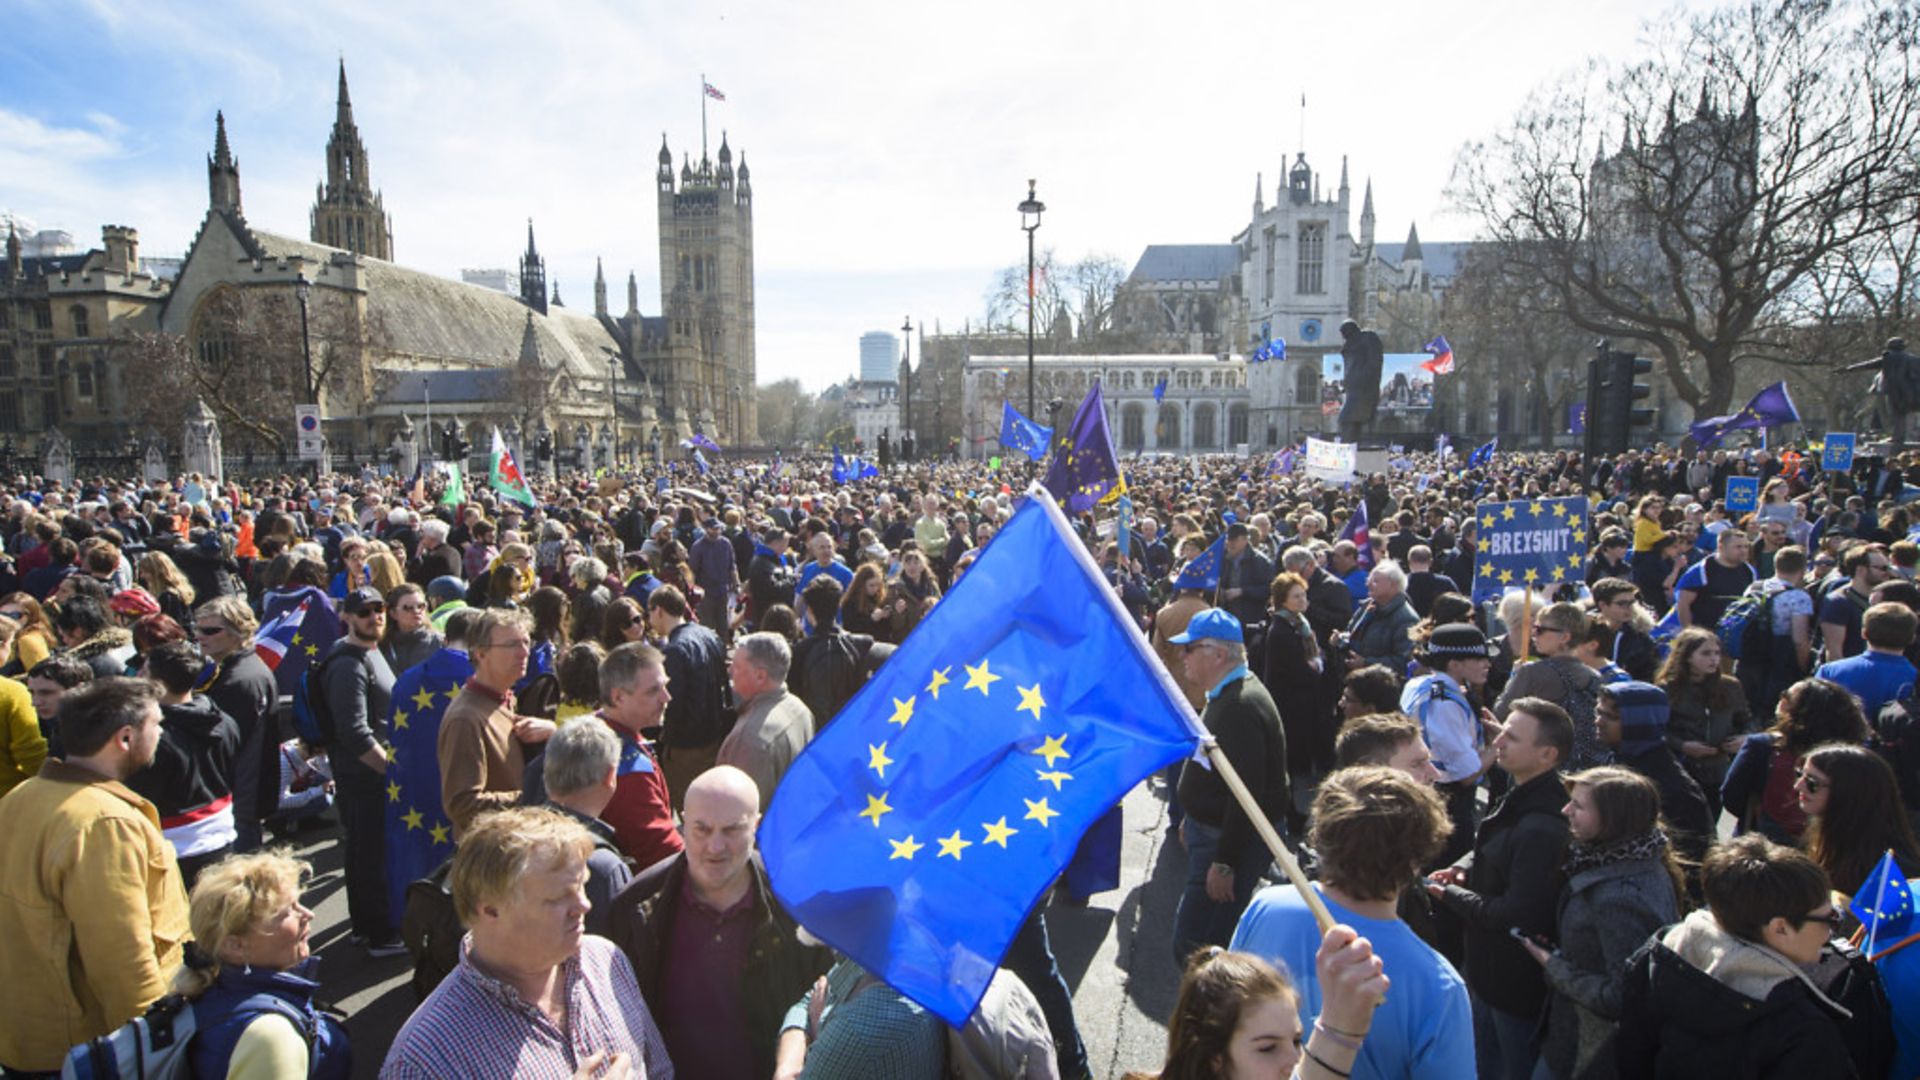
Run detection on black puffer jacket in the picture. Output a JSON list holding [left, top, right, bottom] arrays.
[[1616, 910, 1860, 1079], [123, 694, 241, 823]]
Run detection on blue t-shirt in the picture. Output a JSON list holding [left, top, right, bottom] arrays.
[[1231, 884, 1475, 1080], [1814, 650, 1917, 719]]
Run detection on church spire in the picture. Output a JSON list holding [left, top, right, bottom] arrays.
[[1359, 178, 1375, 249], [594, 258, 608, 316], [208, 111, 242, 213], [1404, 222, 1424, 262], [627, 271, 639, 317], [312, 59, 392, 259], [4, 221, 20, 283], [518, 312, 543, 368], [519, 219, 548, 315]]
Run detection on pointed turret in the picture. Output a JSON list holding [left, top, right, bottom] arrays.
[[594, 258, 608, 316], [627, 271, 639, 317], [717, 132, 734, 188], [657, 134, 674, 193], [208, 111, 242, 213], [1404, 222, 1424, 262], [1359, 178, 1376, 249], [1696, 79, 1712, 119], [1338, 155, 1350, 195], [518, 312, 543, 368], [4, 221, 20, 283], [519, 218, 548, 315], [312, 59, 392, 258], [1254, 172, 1264, 211], [552, 282, 563, 307]]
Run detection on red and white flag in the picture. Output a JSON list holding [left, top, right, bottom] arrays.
[[704, 81, 727, 101]]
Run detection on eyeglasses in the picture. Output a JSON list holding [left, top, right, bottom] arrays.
[[1797, 908, 1846, 930], [351, 605, 386, 617], [194, 624, 228, 637], [0, 609, 24, 620], [1794, 769, 1826, 794]]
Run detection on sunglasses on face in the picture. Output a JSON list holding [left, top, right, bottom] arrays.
[[1799, 908, 1845, 930], [352, 606, 386, 617], [194, 624, 228, 637], [1795, 769, 1826, 794], [0, 609, 24, 620]]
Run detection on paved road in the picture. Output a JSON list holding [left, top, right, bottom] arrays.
[[298, 776, 1188, 1080]]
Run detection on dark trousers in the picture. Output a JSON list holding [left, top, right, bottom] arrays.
[[1005, 908, 1092, 1080], [336, 770, 394, 942]]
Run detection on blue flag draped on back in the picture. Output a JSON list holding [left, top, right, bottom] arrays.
[[999, 401, 1054, 463], [760, 484, 1206, 1025], [1153, 375, 1169, 404], [1043, 380, 1126, 513], [1690, 381, 1800, 448], [253, 600, 310, 672], [1340, 500, 1374, 572], [383, 647, 473, 924], [832, 446, 850, 484], [1470, 497, 1591, 603], [262, 585, 340, 699]]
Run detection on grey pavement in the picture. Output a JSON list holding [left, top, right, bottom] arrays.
[[299, 775, 1188, 1080]]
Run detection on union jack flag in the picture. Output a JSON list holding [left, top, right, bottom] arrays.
[[704, 81, 727, 101]]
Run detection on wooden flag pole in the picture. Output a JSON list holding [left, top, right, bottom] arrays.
[[1204, 740, 1336, 934]]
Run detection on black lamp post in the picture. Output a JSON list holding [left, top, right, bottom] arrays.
[[608, 351, 621, 471], [900, 316, 913, 451], [295, 273, 318, 477], [1018, 179, 1045, 421]]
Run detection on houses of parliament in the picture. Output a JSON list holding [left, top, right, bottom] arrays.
[[0, 61, 758, 460]]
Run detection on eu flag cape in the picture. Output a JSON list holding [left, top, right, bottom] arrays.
[[383, 647, 473, 924], [761, 484, 1205, 1024]]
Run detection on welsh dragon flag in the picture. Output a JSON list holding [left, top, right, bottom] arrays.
[[489, 427, 537, 508]]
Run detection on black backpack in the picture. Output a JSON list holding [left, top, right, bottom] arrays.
[[292, 647, 366, 750], [793, 631, 875, 727], [400, 857, 462, 1003]]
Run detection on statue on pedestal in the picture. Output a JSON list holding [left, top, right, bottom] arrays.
[[41, 428, 73, 488], [182, 398, 223, 485]]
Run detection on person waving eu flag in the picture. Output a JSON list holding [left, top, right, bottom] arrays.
[[760, 483, 1206, 1025]]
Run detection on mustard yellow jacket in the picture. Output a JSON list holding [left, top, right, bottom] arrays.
[[0, 760, 189, 1071], [0, 676, 47, 799]]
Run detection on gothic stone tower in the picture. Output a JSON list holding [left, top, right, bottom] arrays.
[[309, 61, 394, 260], [656, 132, 756, 443]]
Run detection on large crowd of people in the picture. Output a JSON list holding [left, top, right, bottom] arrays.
[[0, 437, 1916, 1078]]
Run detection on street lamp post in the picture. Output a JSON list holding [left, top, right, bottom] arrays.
[[295, 273, 318, 477], [900, 316, 913, 454], [1018, 179, 1045, 421], [608, 351, 621, 472]]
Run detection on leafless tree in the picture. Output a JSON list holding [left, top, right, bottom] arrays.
[[1450, 0, 1920, 418]]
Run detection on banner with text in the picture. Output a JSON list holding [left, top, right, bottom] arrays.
[[1471, 496, 1591, 603], [1724, 476, 1760, 514], [1304, 437, 1357, 483]]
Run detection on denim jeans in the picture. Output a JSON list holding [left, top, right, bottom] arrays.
[[1170, 817, 1270, 968], [1472, 991, 1540, 1080], [1004, 908, 1092, 1080]]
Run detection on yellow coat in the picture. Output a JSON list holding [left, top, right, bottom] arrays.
[[0, 676, 46, 798], [0, 760, 189, 1071]]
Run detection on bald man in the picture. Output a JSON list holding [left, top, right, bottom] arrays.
[[607, 767, 832, 1079]]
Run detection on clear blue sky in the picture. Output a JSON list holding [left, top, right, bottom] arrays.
[[1, 0, 1690, 389]]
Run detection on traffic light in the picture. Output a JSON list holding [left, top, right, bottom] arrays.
[[1585, 342, 1656, 458]]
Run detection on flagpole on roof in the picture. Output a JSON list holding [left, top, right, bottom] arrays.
[[700, 73, 707, 162]]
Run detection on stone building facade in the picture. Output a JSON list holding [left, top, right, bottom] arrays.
[[960, 354, 1249, 460]]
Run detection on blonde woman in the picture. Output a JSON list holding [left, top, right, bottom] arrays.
[[137, 551, 198, 626], [366, 549, 405, 597], [174, 851, 351, 1078]]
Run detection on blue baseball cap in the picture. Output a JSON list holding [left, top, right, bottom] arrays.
[[1168, 607, 1243, 646]]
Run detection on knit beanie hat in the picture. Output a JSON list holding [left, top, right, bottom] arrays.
[[1601, 680, 1669, 757]]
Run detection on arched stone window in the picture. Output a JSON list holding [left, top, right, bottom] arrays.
[[1120, 403, 1145, 450], [1228, 403, 1249, 446], [1158, 404, 1182, 447], [1193, 403, 1219, 448]]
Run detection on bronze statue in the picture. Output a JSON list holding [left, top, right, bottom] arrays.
[[1841, 337, 1920, 444], [1337, 319, 1384, 442]]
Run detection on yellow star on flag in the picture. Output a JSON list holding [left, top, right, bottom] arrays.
[[1501, 505, 1517, 521], [860, 792, 893, 827], [1568, 553, 1584, 569], [926, 667, 951, 699], [304, 644, 318, 657], [393, 710, 410, 730], [1481, 514, 1496, 529], [429, 823, 450, 845], [1023, 797, 1060, 827], [403, 807, 424, 831], [1016, 684, 1046, 720], [1523, 568, 1539, 583], [291, 632, 303, 645], [386, 780, 401, 802], [889, 835, 924, 860], [412, 687, 436, 710], [1498, 569, 1514, 584], [964, 659, 1001, 695], [1479, 563, 1494, 578], [1033, 733, 1070, 768], [1036, 769, 1073, 790], [1529, 501, 1544, 517], [867, 741, 894, 780], [982, 817, 1018, 847], [889, 696, 915, 727], [937, 830, 973, 859]]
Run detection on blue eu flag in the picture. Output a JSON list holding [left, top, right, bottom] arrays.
[[383, 647, 473, 925], [1172, 536, 1225, 591], [760, 485, 1205, 1024], [1689, 381, 1800, 448], [1043, 380, 1126, 513], [1852, 849, 1916, 948], [999, 401, 1054, 463]]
